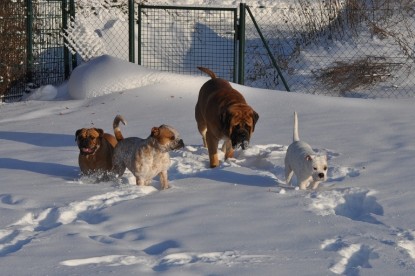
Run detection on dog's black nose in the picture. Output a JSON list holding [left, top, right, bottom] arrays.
[[241, 140, 249, 150], [318, 173, 325, 179]]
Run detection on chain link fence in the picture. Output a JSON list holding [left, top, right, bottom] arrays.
[[63, 0, 138, 63], [4, 0, 415, 100], [245, 0, 415, 98], [138, 5, 238, 82], [64, 1, 239, 81], [31, 1, 69, 92]]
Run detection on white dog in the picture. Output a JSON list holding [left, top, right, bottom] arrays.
[[284, 112, 328, 190]]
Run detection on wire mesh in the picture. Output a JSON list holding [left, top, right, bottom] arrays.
[[4, 1, 415, 100], [245, 1, 415, 98], [64, 0, 133, 63], [139, 6, 237, 82], [31, 0, 67, 91]]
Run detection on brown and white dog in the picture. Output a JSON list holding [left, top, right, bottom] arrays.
[[75, 127, 117, 176], [112, 115, 184, 190], [195, 67, 259, 168]]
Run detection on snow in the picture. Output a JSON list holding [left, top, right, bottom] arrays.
[[1, 54, 415, 275]]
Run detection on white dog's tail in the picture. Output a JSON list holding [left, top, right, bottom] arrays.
[[113, 114, 127, 142], [293, 111, 300, 142]]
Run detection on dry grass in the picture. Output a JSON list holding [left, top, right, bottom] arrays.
[[0, 1, 27, 100], [279, 0, 415, 95], [316, 56, 402, 94]]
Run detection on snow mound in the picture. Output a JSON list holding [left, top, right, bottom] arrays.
[[67, 55, 172, 99]]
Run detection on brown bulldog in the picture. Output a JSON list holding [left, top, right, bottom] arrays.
[[195, 67, 259, 168], [75, 127, 118, 176]]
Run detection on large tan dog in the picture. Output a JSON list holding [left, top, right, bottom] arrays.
[[195, 67, 259, 168], [75, 127, 118, 176], [112, 115, 184, 190]]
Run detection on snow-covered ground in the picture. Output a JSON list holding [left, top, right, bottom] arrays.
[[1, 55, 415, 275]]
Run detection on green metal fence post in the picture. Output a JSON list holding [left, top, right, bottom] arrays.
[[137, 4, 142, 65], [246, 6, 290, 91], [26, 0, 33, 83], [69, 0, 77, 69], [128, 0, 135, 63], [233, 8, 238, 83], [238, 3, 246, 85], [62, 0, 70, 79]]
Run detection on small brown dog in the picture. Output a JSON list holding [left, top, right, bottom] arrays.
[[75, 127, 118, 176], [112, 115, 184, 190], [195, 67, 259, 168]]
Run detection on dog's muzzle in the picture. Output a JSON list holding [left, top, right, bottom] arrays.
[[79, 146, 97, 155], [313, 172, 327, 181], [78, 140, 98, 155], [231, 129, 250, 150], [241, 140, 249, 150], [171, 139, 185, 150]]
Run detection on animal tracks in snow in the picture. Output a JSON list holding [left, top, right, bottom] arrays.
[[60, 250, 274, 271], [0, 186, 156, 257], [311, 189, 415, 274], [321, 238, 378, 275], [397, 229, 415, 259], [306, 188, 384, 224], [0, 194, 23, 205], [171, 144, 359, 186], [60, 254, 156, 267], [154, 251, 273, 271]]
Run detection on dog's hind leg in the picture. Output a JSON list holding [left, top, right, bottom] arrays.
[[206, 131, 220, 168], [195, 104, 208, 147], [200, 129, 207, 148]]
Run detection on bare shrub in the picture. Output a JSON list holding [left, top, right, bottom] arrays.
[[0, 1, 27, 100], [316, 56, 402, 95]]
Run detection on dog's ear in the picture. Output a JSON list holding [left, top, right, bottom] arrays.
[[252, 110, 259, 131], [306, 155, 314, 161], [75, 129, 82, 141], [95, 128, 104, 137], [220, 111, 231, 134], [151, 127, 160, 137]]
